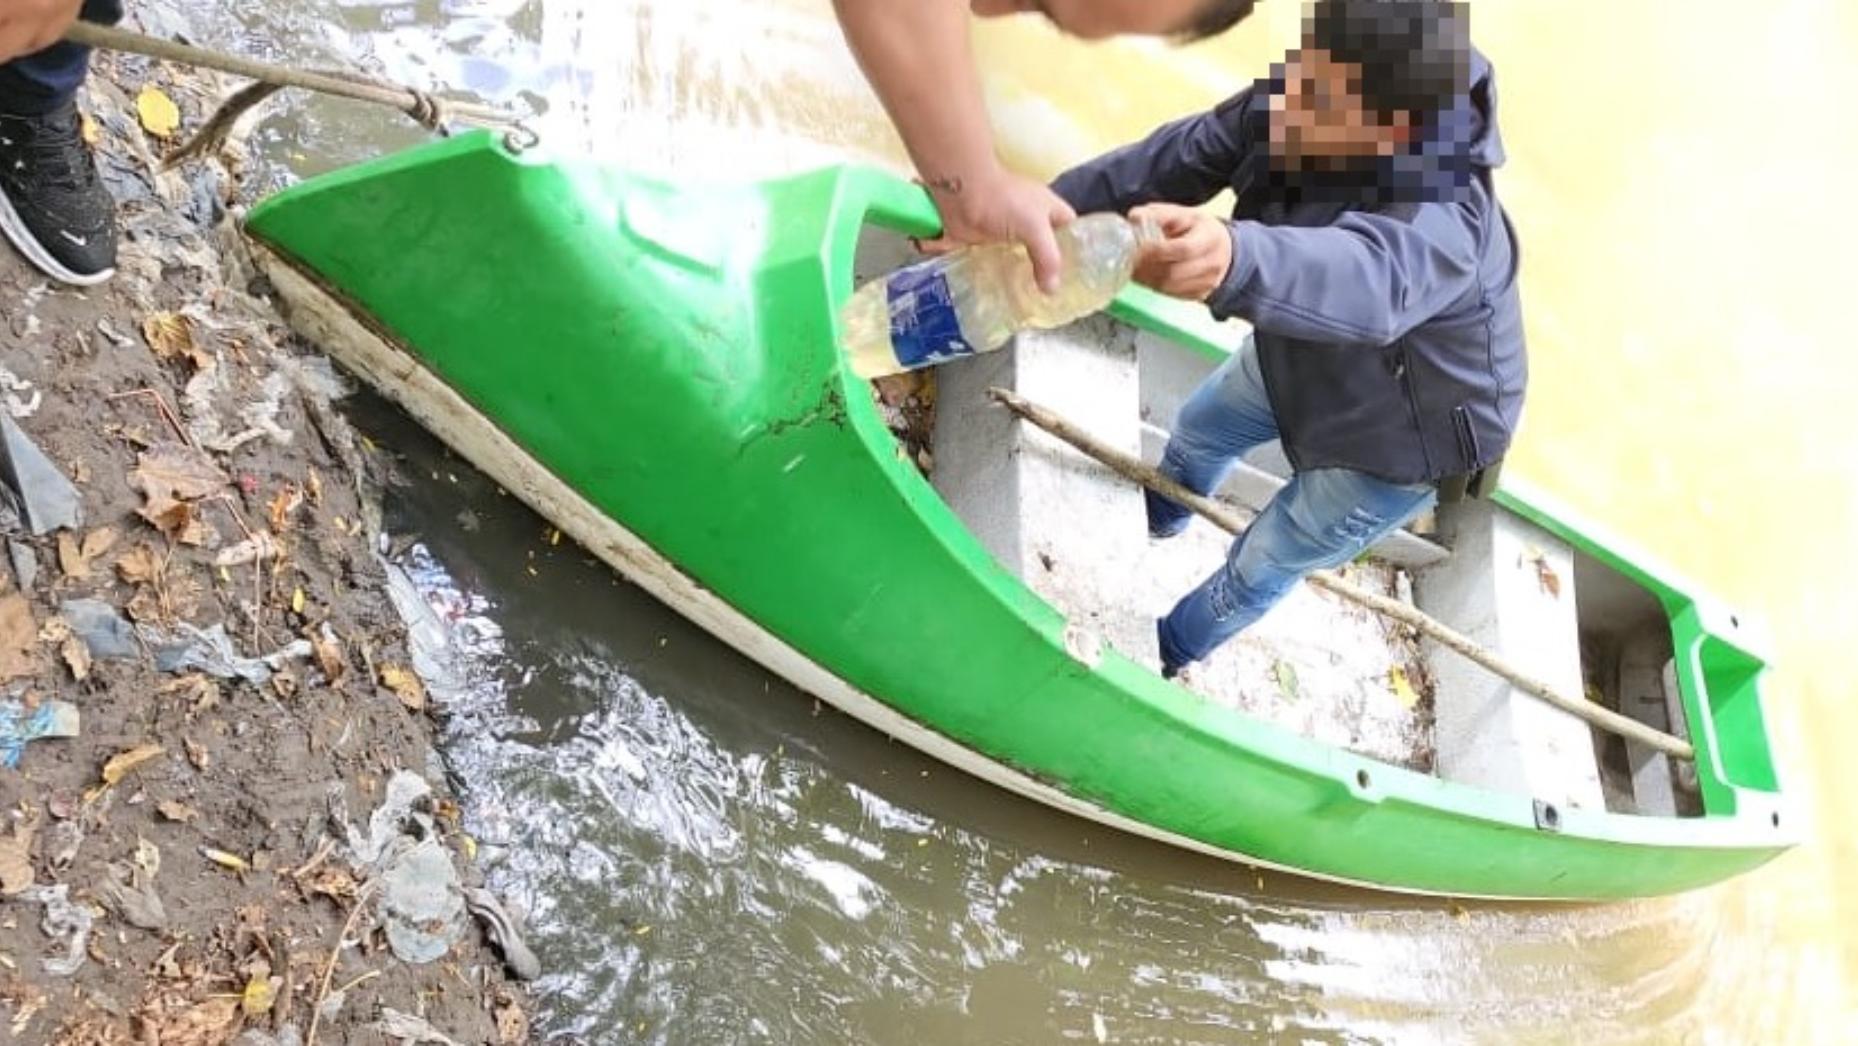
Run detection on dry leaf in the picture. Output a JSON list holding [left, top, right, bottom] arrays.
[[125, 587, 162, 624], [116, 545, 160, 585], [60, 635, 90, 682], [1536, 558, 1561, 599], [311, 630, 345, 683], [240, 973, 275, 1017], [0, 819, 37, 896], [1389, 666, 1420, 710], [267, 486, 302, 534], [134, 85, 181, 139], [132, 443, 227, 502], [183, 736, 210, 771], [290, 586, 305, 615], [304, 866, 358, 903], [156, 801, 197, 824], [141, 311, 195, 361], [200, 847, 248, 873], [59, 526, 120, 579], [135, 837, 161, 880], [80, 113, 101, 145], [101, 743, 164, 786], [0, 595, 38, 682], [495, 995, 529, 1045], [380, 663, 425, 711], [145, 997, 238, 1044]]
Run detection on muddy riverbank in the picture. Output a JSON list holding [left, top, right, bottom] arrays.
[[0, 37, 530, 1046]]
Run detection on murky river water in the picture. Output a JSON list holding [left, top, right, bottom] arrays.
[[155, 0, 1857, 1040]]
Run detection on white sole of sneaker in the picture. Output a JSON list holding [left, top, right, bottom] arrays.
[[0, 184, 114, 288]]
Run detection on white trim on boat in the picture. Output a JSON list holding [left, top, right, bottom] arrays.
[[250, 240, 1568, 902]]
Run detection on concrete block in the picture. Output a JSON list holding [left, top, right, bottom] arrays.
[[1415, 500, 1605, 811], [932, 317, 1157, 666]]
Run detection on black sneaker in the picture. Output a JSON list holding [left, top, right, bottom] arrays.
[[0, 99, 116, 286]]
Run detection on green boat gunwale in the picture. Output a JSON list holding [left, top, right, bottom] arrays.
[[245, 132, 1796, 899]]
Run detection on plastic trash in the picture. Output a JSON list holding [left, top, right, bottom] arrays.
[[840, 213, 1159, 378], [62, 598, 138, 660], [0, 699, 80, 768]]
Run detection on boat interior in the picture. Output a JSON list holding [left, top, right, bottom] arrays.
[[853, 227, 1708, 822]]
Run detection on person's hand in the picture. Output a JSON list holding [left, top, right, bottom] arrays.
[[0, 0, 84, 65], [919, 167, 1076, 293], [1130, 202, 1235, 302]]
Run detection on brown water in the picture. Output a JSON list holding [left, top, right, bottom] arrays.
[[164, 0, 1858, 1040]]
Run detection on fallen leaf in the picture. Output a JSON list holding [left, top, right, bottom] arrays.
[[1389, 666, 1421, 710], [212, 531, 276, 568], [135, 837, 161, 880], [60, 635, 90, 682], [80, 113, 100, 145], [141, 311, 197, 362], [156, 801, 197, 824], [101, 743, 164, 786], [267, 486, 302, 534], [240, 973, 275, 1017], [304, 866, 358, 903], [147, 997, 238, 1044], [311, 629, 345, 683], [380, 663, 425, 711], [135, 85, 181, 139], [125, 587, 162, 624], [199, 847, 248, 873], [494, 994, 529, 1045], [0, 595, 37, 681], [183, 736, 210, 771], [1536, 557, 1562, 599], [116, 545, 161, 584], [131, 444, 227, 541], [0, 818, 37, 895], [58, 526, 119, 580], [290, 586, 305, 615], [1272, 660, 1301, 702]]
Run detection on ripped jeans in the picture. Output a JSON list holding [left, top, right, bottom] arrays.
[[1150, 339, 1437, 673]]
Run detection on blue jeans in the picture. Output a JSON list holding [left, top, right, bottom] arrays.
[[1150, 339, 1437, 673], [0, 0, 123, 115]]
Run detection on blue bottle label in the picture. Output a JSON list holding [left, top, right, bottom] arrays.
[[887, 265, 974, 370]]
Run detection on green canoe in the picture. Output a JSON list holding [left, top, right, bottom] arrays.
[[245, 132, 1795, 899]]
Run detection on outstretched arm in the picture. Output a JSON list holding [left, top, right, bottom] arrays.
[[832, 0, 1076, 292]]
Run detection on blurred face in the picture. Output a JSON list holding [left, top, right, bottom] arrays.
[[1268, 48, 1413, 164], [969, 0, 1217, 40]]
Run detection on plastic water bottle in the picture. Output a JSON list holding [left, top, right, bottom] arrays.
[[840, 213, 1160, 379]]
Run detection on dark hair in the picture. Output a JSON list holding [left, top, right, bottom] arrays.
[[1180, 0, 1259, 42], [1306, 0, 1471, 119]]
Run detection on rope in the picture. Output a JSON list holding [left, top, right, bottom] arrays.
[[61, 21, 532, 147]]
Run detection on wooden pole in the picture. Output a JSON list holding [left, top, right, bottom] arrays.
[[988, 386, 1696, 762]]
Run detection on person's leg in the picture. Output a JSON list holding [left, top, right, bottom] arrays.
[[1147, 336, 1278, 538], [0, 0, 123, 285], [0, 0, 124, 114], [1157, 467, 1436, 674]]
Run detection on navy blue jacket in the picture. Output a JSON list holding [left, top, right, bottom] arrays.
[[1053, 53, 1524, 485]]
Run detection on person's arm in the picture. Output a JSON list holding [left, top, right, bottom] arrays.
[[1211, 205, 1481, 345], [0, 0, 84, 63], [1051, 91, 1256, 216], [831, 0, 1075, 292]]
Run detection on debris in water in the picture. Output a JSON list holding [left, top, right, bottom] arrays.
[[0, 699, 78, 767]]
